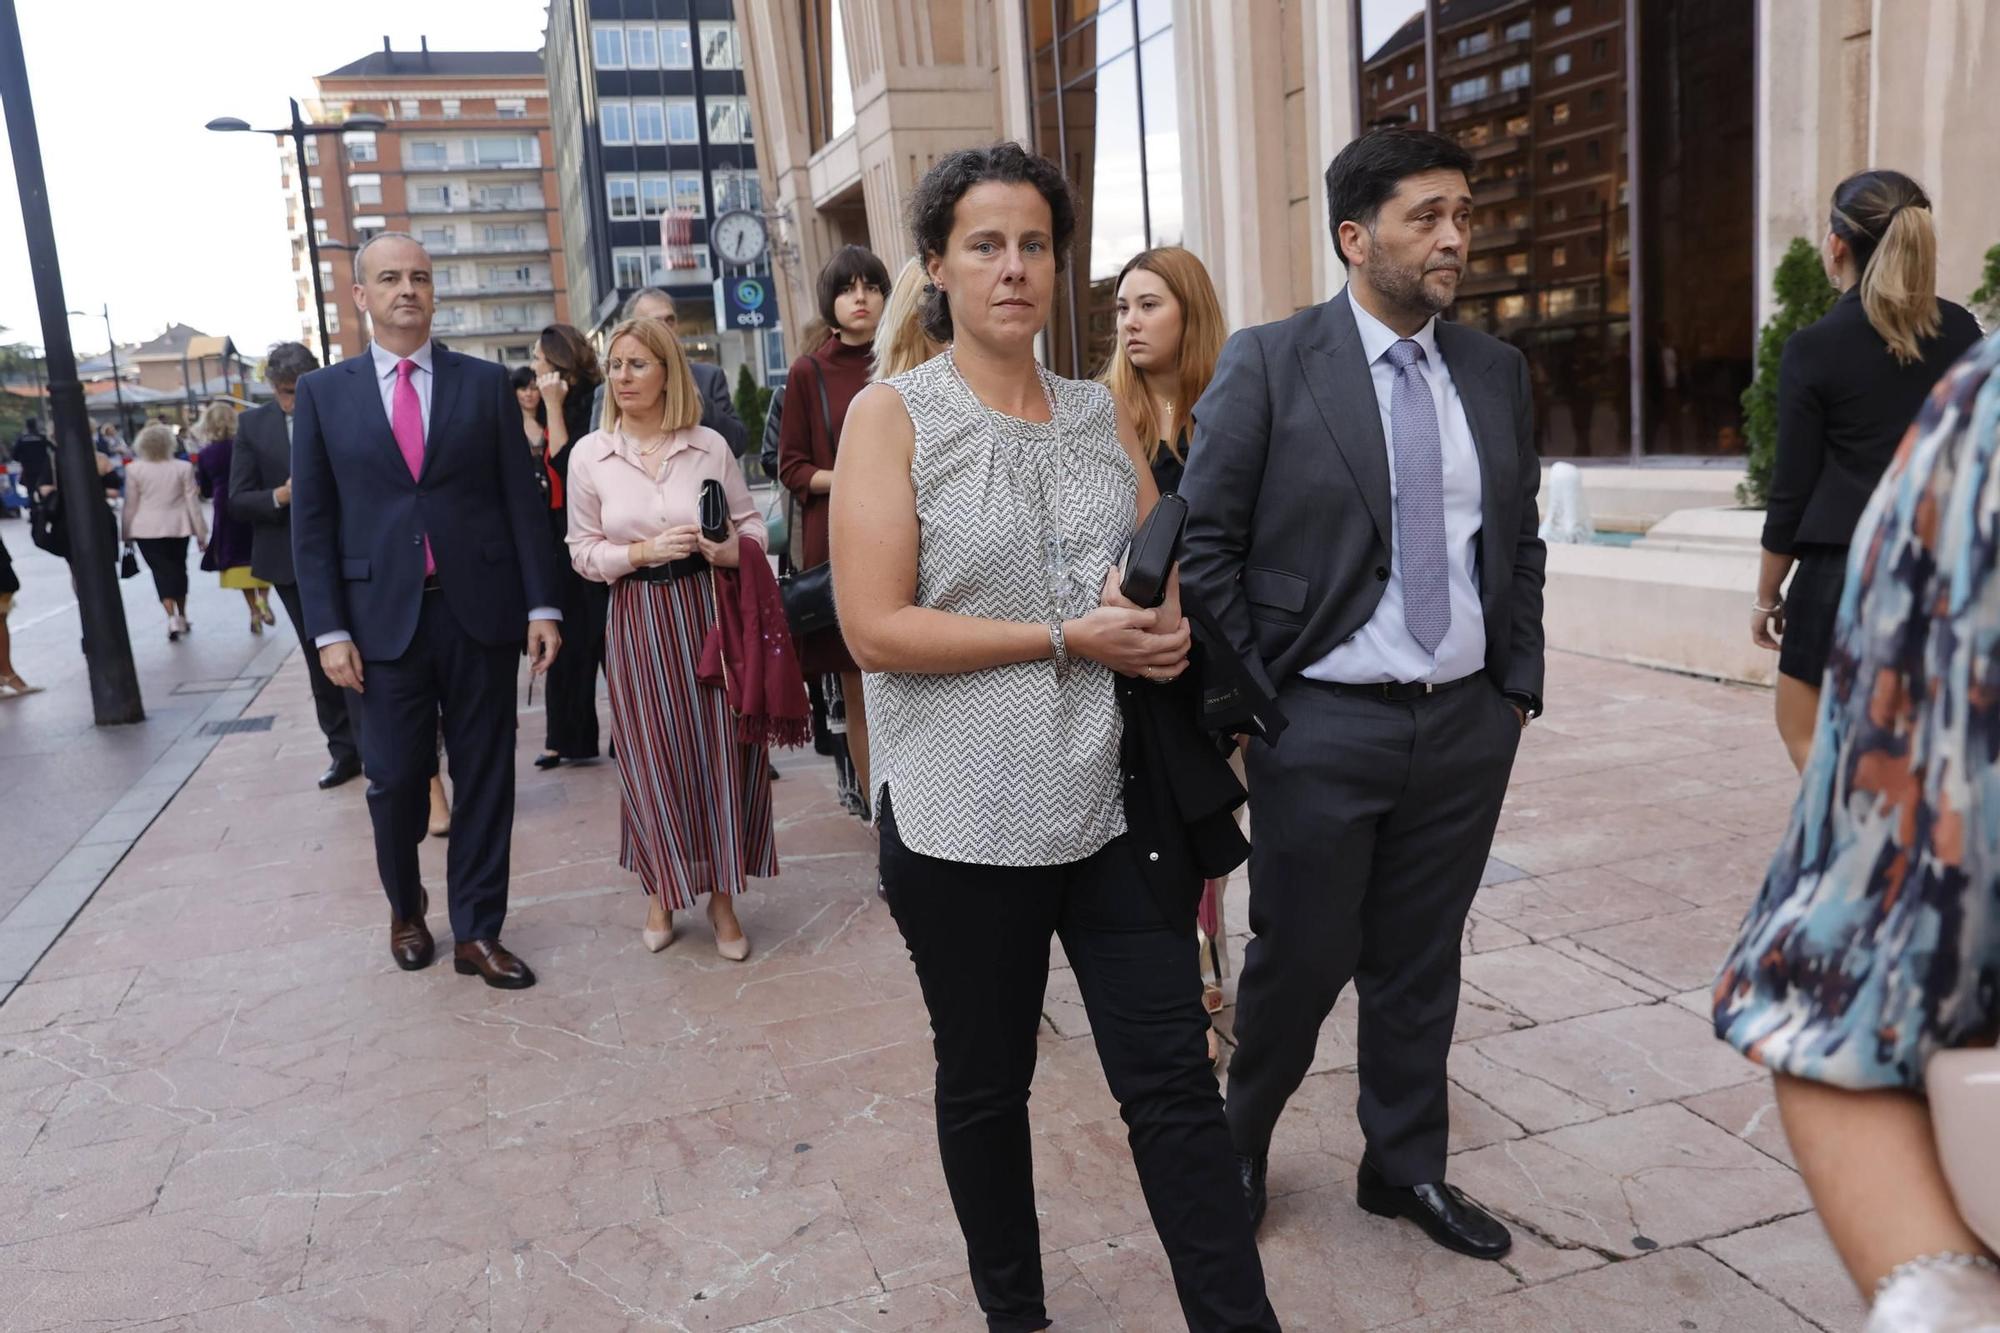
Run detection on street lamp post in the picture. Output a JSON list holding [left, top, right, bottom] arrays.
[[0, 0, 143, 724], [100, 305, 126, 437], [207, 102, 385, 363]]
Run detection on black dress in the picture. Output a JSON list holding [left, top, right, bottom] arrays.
[[1763, 290, 1982, 683], [543, 390, 609, 757]]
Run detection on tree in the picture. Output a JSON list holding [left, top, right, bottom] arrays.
[[1738, 238, 1838, 507], [734, 363, 774, 478], [1970, 242, 2000, 328], [0, 327, 47, 444]]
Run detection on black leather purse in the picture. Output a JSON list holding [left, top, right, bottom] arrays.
[[698, 478, 729, 543], [1120, 493, 1187, 608], [778, 362, 839, 637]]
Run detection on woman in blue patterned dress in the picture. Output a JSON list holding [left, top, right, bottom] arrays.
[[1715, 332, 2000, 1329]]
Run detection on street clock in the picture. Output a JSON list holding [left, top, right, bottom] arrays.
[[712, 209, 769, 267]]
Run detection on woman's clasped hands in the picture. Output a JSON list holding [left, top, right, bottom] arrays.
[[1068, 567, 1190, 681]]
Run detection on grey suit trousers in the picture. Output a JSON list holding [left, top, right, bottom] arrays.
[[1225, 673, 1521, 1185]]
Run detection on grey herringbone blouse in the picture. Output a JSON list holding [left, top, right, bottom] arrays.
[[866, 353, 1136, 867]]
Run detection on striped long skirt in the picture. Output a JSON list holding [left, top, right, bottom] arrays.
[[605, 572, 777, 910]]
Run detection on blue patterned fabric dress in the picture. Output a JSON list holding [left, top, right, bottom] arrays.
[[1715, 331, 2000, 1091]]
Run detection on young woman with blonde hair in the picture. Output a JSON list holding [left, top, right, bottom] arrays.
[[192, 399, 275, 634], [566, 316, 803, 962], [1101, 245, 1235, 1067], [1753, 169, 1981, 769], [872, 257, 943, 381]]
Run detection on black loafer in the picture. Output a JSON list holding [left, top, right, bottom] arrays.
[[1238, 1154, 1268, 1232], [534, 753, 562, 770], [1355, 1160, 1512, 1260], [318, 756, 362, 790]]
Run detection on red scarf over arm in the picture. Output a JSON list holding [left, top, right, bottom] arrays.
[[697, 537, 812, 748]]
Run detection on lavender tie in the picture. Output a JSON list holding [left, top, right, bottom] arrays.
[[1385, 339, 1451, 655]]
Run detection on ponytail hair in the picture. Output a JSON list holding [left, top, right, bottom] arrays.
[[1830, 169, 1942, 365]]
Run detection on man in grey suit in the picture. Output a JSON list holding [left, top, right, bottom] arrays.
[[1180, 128, 1546, 1261], [229, 341, 363, 789], [590, 287, 749, 455]]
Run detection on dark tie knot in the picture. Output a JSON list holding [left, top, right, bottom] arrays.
[[1386, 339, 1425, 371]]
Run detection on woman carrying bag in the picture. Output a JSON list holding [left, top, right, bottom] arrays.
[[566, 316, 807, 962], [778, 245, 890, 812]]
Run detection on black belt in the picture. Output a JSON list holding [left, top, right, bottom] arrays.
[[1302, 670, 1483, 703], [629, 554, 708, 584], [422, 574, 441, 592]]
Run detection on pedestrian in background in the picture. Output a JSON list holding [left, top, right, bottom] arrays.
[[780, 244, 890, 818], [566, 316, 795, 962], [230, 341, 364, 789], [598, 287, 750, 456], [0, 526, 33, 697], [871, 257, 944, 380], [1101, 244, 1233, 1068], [192, 400, 275, 636], [11, 418, 52, 505], [1752, 168, 1981, 771], [531, 323, 609, 770], [1717, 330, 2000, 1332], [513, 365, 546, 462], [122, 422, 207, 641]]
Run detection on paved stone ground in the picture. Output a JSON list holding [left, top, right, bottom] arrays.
[[0, 646, 1865, 1331]]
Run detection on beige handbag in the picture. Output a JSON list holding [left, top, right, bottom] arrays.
[[1927, 1047, 2000, 1252]]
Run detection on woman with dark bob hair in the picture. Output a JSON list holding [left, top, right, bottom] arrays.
[[532, 322, 610, 768], [779, 243, 890, 809], [831, 143, 1281, 1332]]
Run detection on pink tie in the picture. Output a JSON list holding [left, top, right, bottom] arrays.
[[391, 358, 434, 576]]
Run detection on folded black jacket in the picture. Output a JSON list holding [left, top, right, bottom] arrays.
[[1117, 658, 1250, 932]]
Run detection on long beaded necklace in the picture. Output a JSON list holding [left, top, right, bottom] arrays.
[[949, 348, 1075, 617]]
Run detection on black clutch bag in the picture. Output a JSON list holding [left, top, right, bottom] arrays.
[[779, 562, 837, 637], [698, 479, 729, 543], [1120, 493, 1187, 609]]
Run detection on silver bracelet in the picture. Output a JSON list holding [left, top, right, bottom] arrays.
[[1874, 1251, 2000, 1303], [1048, 620, 1067, 671], [1752, 598, 1783, 615]]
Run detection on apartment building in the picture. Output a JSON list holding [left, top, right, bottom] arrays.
[[280, 40, 569, 366]]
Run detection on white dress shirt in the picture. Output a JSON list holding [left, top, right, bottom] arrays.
[[1302, 297, 1486, 685], [315, 340, 558, 649]]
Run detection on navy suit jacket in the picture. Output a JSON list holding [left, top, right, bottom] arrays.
[[290, 344, 557, 661]]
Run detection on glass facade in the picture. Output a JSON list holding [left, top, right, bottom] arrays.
[[1028, 0, 1182, 379], [1355, 0, 1751, 458]]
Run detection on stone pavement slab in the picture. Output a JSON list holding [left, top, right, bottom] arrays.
[[0, 649, 1860, 1330]]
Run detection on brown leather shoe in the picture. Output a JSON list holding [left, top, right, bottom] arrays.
[[453, 939, 535, 989], [391, 890, 434, 971]]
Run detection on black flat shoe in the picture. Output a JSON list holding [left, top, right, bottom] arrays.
[[534, 753, 562, 770], [1355, 1160, 1512, 1260], [1238, 1154, 1268, 1232]]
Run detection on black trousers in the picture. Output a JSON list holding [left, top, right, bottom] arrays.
[[356, 589, 520, 942], [882, 793, 1279, 1333], [273, 580, 361, 766], [135, 536, 189, 604], [542, 547, 607, 758], [1227, 676, 1521, 1185]]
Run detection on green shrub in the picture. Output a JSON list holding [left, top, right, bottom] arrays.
[[1970, 242, 2000, 327], [734, 363, 774, 476], [1739, 238, 1838, 507]]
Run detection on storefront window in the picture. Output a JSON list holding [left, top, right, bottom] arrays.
[[1028, 1, 1183, 378]]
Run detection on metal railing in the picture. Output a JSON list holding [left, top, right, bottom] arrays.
[[405, 196, 547, 215]]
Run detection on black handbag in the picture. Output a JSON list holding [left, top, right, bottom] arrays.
[[120, 543, 141, 580], [778, 361, 838, 636], [698, 478, 729, 543], [1120, 493, 1187, 608]]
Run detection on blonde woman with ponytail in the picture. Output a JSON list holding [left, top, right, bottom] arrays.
[[1752, 170, 1980, 770], [872, 257, 943, 381]]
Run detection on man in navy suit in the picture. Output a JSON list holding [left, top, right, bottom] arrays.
[[292, 232, 561, 988]]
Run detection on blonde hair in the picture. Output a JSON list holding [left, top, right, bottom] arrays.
[[134, 423, 176, 462], [1830, 170, 1942, 366], [873, 258, 945, 381], [601, 317, 701, 435], [1099, 246, 1228, 466], [193, 400, 237, 445]]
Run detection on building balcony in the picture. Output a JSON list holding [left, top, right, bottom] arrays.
[[1473, 175, 1531, 204], [1459, 271, 1527, 298], [400, 159, 542, 173], [1469, 134, 1528, 163], [421, 238, 550, 257], [1436, 37, 1530, 81], [438, 281, 556, 298], [436, 320, 551, 338], [1441, 85, 1528, 123], [1477, 226, 1528, 251], [405, 197, 547, 215]]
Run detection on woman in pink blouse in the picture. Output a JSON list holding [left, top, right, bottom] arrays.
[[565, 317, 773, 961]]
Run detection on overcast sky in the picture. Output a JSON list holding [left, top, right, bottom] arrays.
[[0, 0, 549, 359]]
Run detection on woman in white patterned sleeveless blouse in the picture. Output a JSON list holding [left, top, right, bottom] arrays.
[[830, 145, 1281, 1333]]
